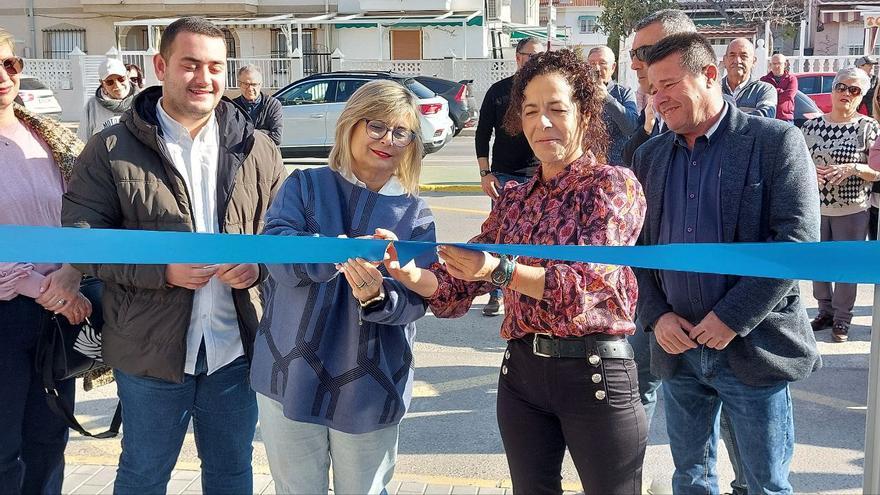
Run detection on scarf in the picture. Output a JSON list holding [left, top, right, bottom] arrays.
[[95, 85, 135, 114]]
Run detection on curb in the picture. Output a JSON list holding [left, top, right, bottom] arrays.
[[419, 184, 482, 193], [65, 457, 583, 492]]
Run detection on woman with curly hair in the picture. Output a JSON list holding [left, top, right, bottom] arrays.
[[380, 49, 648, 494]]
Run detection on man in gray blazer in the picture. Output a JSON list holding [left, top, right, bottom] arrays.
[[632, 33, 821, 494]]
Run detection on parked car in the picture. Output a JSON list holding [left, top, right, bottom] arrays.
[[414, 75, 478, 136], [273, 71, 454, 159], [14, 74, 62, 120], [793, 90, 823, 128], [794, 72, 868, 115]]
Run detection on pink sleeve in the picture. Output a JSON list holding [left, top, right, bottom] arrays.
[[870, 136, 880, 171], [0, 263, 44, 300]]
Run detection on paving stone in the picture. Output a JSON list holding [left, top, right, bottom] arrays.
[[397, 481, 428, 495], [423, 483, 453, 494]]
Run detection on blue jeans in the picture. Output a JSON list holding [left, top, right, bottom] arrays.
[[0, 297, 74, 495], [113, 347, 257, 495], [489, 172, 531, 299], [630, 320, 662, 427], [257, 394, 397, 495], [663, 346, 794, 495]]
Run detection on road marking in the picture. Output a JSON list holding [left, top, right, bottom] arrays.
[[428, 205, 490, 215], [791, 388, 866, 413], [413, 373, 498, 398]]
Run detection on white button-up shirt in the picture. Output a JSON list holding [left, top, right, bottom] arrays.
[[157, 99, 243, 375], [340, 168, 406, 196]]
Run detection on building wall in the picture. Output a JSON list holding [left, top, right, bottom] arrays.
[[555, 7, 605, 48], [0, 0, 118, 58], [336, 25, 486, 59], [812, 22, 842, 56]]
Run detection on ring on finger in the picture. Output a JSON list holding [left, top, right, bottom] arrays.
[[356, 281, 366, 289]]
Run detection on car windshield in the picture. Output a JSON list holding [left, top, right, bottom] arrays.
[[403, 79, 436, 99], [19, 77, 49, 90]]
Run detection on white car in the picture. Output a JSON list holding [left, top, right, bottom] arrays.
[[15, 74, 62, 120], [273, 71, 454, 158]]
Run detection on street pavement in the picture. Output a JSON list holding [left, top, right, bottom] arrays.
[[64, 132, 876, 494]]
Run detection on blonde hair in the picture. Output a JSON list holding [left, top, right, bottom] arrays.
[[328, 80, 424, 195], [0, 28, 15, 53]]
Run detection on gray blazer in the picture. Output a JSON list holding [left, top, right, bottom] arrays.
[[631, 106, 822, 386]]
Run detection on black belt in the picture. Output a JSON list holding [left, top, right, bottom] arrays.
[[525, 333, 634, 360]]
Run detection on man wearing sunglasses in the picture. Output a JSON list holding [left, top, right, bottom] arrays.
[[721, 38, 777, 118], [77, 57, 136, 141], [622, 9, 696, 168]]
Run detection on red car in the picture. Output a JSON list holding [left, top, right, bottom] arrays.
[[794, 72, 869, 115]]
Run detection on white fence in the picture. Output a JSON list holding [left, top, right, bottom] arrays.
[[21, 45, 874, 122]]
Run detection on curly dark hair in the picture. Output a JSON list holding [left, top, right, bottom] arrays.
[[502, 49, 608, 164]]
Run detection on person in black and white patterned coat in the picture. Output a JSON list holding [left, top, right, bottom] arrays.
[[801, 66, 880, 342]]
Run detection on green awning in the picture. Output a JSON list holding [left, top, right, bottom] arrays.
[[336, 15, 483, 29], [510, 29, 568, 41]]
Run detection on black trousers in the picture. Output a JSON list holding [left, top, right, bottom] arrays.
[[496, 337, 647, 495], [869, 206, 878, 241], [0, 296, 74, 494]]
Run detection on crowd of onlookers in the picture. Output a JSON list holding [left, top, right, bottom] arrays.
[[1, 9, 879, 495]]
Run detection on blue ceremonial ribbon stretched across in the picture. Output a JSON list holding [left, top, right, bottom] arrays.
[[0, 225, 878, 284]]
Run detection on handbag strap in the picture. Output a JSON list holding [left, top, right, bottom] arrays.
[[43, 387, 122, 439], [38, 311, 122, 438]]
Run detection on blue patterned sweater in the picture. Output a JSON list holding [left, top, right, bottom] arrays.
[[250, 167, 437, 434]]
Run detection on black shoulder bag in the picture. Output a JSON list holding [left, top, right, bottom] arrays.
[[35, 277, 122, 438]]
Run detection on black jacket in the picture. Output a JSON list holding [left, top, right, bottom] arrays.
[[475, 76, 539, 176], [232, 93, 283, 146]]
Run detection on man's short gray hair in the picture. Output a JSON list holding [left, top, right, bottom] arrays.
[[833, 66, 872, 94], [634, 9, 697, 36], [237, 64, 262, 80]]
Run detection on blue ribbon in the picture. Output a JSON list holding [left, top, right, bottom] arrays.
[[1, 225, 878, 284]]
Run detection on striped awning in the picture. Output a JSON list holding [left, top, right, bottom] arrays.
[[822, 10, 863, 23], [509, 29, 568, 41]]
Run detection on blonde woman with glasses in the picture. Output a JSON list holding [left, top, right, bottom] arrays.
[[251, 80, 437, 495]]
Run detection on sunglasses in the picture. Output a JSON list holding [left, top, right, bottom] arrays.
[[1, 56, 23, 76], [834, 82, 863, 97], [629, 45, 654, 62], [364, 119, 415, 148], [101, 77, 128, 86]]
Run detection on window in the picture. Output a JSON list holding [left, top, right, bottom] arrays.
[[797, 75, 821, 94], [276, 80, 333, 105], [821, 76, 835, 93], [223, 29, 237, 58], [333, 79, 369, 103], [578, 16, 599, 34], [42, 25, 86, 59], [271, 28, 315, 57]]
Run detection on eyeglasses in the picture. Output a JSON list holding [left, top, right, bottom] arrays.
[[516, 51, 539, 59], [0, 56, 23, 76], [364, 119, 415, 148], [239, 81, 261, 88], [629, 45, 654, 62], [102, 76, 127, 86], [834, 82, 863, 97]]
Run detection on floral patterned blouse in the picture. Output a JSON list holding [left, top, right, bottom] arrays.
[[427, 154, 646, 339]]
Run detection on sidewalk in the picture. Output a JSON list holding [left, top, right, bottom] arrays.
[[62, 462, 581, 495]]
